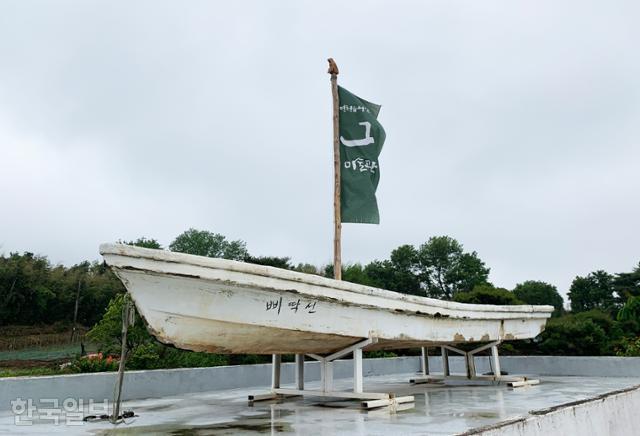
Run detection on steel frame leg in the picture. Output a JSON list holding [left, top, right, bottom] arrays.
[[410, 341, 539, 387], [420, 347, 429, 376], [411, 341, 504, 384], [320, 359, 334, 391], [251, 339, 415, 408], [271, 354, 281, 389], [441, 341, 500, 379], [441, 347, 450, 376], [295, 354, 304, 390], [491, 345, 501, 377], [307, 337, 377, 395], [353, 348, 363, 393]]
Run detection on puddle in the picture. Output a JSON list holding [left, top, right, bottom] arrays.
[[97, 411, 293, 435], [168, 420, 290, 435]]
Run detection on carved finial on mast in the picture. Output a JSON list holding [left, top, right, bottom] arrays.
[[327, 58, 339, 75]]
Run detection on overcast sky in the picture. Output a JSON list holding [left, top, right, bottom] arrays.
[[1, 1, 638, 300]]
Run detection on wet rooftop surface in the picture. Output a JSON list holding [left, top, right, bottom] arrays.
[[1, 373, 639, 435]]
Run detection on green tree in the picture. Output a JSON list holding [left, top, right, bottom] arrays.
[[80, 261, 126, 326], [364, 245, 421, 295], [454, 283, 523, 305], [120, 237, 162, 249], [539, 316, 609, 355], [513, 280, 564, 316], [293, 263, 320, 275], [617, 296, 640, 323], [568, 270, 615, 313], [616, 337, 640, 357], [613, 262, 640, 302], [245, 256, 292, 269], [574, 309, 624, 342], [88, 294, 232, 370], [322, 263, 375, 286], [416, 236, 490, 299], [341, 263, 377, 287], [169, 228, 248, 260], [0, 253, 55, 325], [387, 245, 422, 294], [86, 294, 153, 354]]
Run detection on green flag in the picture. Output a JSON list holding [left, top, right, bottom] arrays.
[[338, 86, 386, 224]]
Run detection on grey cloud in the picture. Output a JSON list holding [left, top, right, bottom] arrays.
[[0, 0, 638, 300]]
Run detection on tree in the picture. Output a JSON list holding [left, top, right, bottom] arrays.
[[539, 316, 609, 355], [415, 236, 489, 299], [87, 294, 153, 354], [513, 280, 564, 316], [454, 283, 523, 305], [293, 263, 320, 275], [341, 263, 377, 287], [363, 245, 421, 295], [617, 296, 640, 323], [613, 262, 640, 302], [120, 237, 162, 249], [87, 294, 230, 369], [568, 271, 616, 313], [245, 256, 292, 270], [616, 337, 640, 357], [169, 228, 248, 260]]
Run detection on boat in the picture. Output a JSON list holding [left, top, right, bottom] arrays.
[[99, 243, 553, 355]]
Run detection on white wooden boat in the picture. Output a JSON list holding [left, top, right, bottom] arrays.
[[100, 243, 553, 355]]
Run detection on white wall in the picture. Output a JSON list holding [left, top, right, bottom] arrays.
[[472, 385, 640, 436]]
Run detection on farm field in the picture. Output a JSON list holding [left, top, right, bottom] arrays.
[[0, 324, 96, 377]]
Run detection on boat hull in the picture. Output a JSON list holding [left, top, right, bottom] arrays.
[[101, 244, 553, 355]]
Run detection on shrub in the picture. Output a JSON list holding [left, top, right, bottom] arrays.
[[617, 296, 640, 323], [126, 343, 162, 370], [454, 284, 523, 305], [616, 337, 640, 357], [70, 353, 119, 373], [87, 294, 154, 354], [539, 317, 609, 355]]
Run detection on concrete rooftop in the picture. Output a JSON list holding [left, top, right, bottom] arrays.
[[1, 373, 639, 435]]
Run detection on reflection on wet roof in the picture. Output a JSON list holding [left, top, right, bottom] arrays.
[[1, 373, 639, 435]]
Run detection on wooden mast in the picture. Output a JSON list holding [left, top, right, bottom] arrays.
[[328, 58, 341, 281]]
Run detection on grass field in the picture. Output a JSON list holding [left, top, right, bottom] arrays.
[[0, 339, 99, 378], [0, 343, 86, 362], [0, 324, 88, 352], [0, 367, 65, 378]]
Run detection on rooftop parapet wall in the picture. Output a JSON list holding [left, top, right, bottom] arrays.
[[465, 384, 640, 436], [1, 356, 639, 411]]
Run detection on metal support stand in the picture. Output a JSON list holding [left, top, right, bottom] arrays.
[[271, 354, 281, 389], [410, 342, 539, 387], [249, 338, 414, 409], [419, 347, 429, 376], [441, 347, 450, 376], [111, 296, 135, 423], [295, 354, 304, 390]]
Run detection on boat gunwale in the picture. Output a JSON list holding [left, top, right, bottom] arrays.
[[99, 243, 554, 316]]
